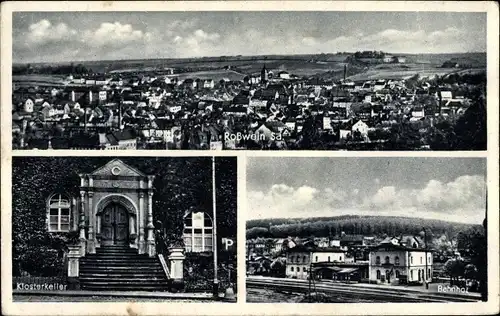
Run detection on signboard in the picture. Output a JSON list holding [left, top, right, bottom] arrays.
[[169, 106, 182, 113], [222, 237, 236, 253]]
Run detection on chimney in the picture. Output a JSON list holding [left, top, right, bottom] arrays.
[[119, 101, 123, 129], [343, 65, 347, 81]]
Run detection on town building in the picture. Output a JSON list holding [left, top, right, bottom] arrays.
[[285, 245, 347, 280], [369, 238, 433, 285]]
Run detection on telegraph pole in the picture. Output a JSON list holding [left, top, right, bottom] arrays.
[[423, 227, 429, 289], [212, 156, 219, 298]]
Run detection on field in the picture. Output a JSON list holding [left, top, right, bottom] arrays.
[[170, 69, 247, 81], [13, 52, 486, 84], [13, 75, 68, 87], [347, 64, 460, 81]]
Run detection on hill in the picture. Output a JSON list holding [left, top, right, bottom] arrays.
[[246, 215, 481, 240]]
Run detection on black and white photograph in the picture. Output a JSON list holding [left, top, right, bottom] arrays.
[[1, 1, 499, 316], [11, 156, 237, 302], [11, 11, 486, 150], [246, 157, 488, 303]]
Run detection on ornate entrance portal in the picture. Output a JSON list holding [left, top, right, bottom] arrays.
[[77, 159, 157, 257], [101, 203, 129, 246]]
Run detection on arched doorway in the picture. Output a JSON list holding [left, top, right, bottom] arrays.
[[101, 202, 129, 246]]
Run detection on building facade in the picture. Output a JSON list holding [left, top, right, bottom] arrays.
[[77, 158, 156, 256], [369, 242, 433, 284]]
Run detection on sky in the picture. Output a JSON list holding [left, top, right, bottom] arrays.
[[246, 158, 487, 224], [12, 11, 487, 63]]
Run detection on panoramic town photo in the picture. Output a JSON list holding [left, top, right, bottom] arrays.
[[245, 157, 487, 302], [12, 156, 237, 302], [11, 11, 486, 150]]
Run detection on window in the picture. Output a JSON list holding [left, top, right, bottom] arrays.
[[315, 256, 318, 262], [47, 194, 71, 232], [290, 256, 295, 263], [291, 267, 294, 272], [410, 256, 413, 264], [376, 270, 381, 280], [395, 256, 400, 266], [395, 270, 400, 278], [328, 256, 331, 262], [183, 211, 213, 252], [303, 267, 307, 272], [410, 270, 414, 280], [385, 256, 390, 264], [297, 256, 301, 263], [428, 269, 431, 280], [420, 257, 423, 264], [339, 256, 342, 261], [303, 255, 307, 263], [375, 256, 381, 264]]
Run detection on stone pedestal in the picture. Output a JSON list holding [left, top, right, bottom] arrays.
[[79, 238, 86, 257], [67, 245, 82, 290], [168, 247, 185, 290]]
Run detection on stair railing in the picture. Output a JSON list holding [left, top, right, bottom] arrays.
[[154, 227, 171, 280], [158, 251, 171, 279]]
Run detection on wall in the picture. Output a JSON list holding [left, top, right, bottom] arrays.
[[312, 252, 345, 263], [369, 249, 408, 282], [408, 251, 433, 282], [286, 251, 310, 279]]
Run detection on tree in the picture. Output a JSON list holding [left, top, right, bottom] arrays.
[[452, 95, 486, 150], [12, 157, 237, 276], [246, 227, 269, 239], [444, 258, 465, 285], [269, 257, 287, 277], [464, 264, 477, 281]]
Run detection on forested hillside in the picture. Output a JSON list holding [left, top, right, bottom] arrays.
[[247, 215, 480, 240]]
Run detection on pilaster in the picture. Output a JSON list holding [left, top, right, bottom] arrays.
[[146, 189, 155, 257], [79, 190, 86, 256], [87, 191, 95, 254], [138, 191, 145, 254]]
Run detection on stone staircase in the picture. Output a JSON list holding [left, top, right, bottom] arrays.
[[79, 246, 170, 291]]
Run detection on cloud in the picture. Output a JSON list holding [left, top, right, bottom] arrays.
[[15, 19, 154, 62], [25, 19, 77, 45], [13, 19, 485, 62], [363, 175, 486, 214], [193, 29, 220, 41], [248, 175, 486, 224], [82, 22, 153, 47]]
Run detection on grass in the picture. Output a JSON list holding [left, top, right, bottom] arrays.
[[347, 65, 462, 81], [171, 69, 247, 81], [13, 53, 486, 82]]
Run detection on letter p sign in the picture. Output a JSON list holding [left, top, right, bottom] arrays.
[[223, 238, 234, 251]]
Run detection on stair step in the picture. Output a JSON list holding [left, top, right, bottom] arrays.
[[81, 282, 167, 285], [79, 248, 169, 291], [80, 271, 165, 278], [80, 267, 163, 271], [84, 253, 151, 259], [95, 251, 137, 253], [80, 277, 167, 281], [81, 257, 156, 261], [80, 260, 161, 264], [81, 286, 169, 291]]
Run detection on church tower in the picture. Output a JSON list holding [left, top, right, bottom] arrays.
[[261, 65, 269, 83]]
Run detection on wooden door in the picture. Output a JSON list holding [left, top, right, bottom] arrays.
[[101, 203, 129, 246]]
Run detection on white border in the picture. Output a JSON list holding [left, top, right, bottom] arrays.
[[1, 1, 499, 315]]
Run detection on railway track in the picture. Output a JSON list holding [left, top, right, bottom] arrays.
[[246, 277, 479, 303]]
